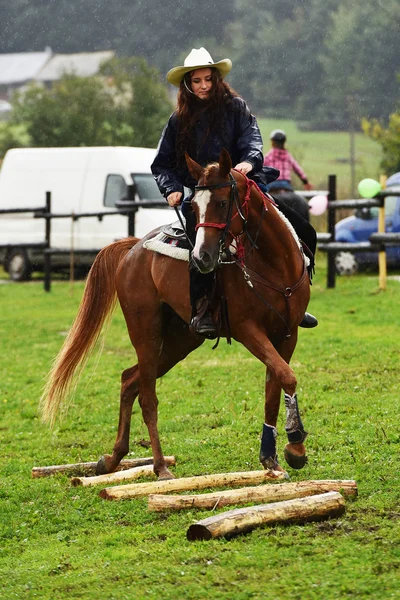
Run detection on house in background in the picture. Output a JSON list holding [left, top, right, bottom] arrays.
[[0, 49, 115, 116], [0, 48, 52, 102], [35, 50, 115, 87]]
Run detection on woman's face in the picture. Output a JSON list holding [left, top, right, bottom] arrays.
[[190, 68, 213, 99]]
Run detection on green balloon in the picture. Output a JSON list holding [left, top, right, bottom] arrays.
[[357, 178, 382, 198]]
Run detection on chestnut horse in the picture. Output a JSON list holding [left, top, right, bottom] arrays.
[[40, 149, 311, 480]]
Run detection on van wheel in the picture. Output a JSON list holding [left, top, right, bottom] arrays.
[[335, 251, 359, 275], [7, 249, 32, 282]]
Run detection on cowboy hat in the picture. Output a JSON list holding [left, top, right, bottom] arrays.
[[166, 47, 232, 87]]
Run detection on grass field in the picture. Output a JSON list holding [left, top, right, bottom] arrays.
[[0, 257, 399, 599], [258, 119, 382, 199]]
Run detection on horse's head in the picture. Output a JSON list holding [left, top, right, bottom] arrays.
[[186, 149, 239, 274]]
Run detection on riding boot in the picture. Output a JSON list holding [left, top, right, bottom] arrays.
[[183, 204, 218, 339], [189, 266, 217, 339], [299, 312, 318, 328]]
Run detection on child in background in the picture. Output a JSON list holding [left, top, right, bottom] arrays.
[[264, 129, 312, 192]]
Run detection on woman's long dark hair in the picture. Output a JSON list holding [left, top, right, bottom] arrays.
[[175, 68, 239, 167]]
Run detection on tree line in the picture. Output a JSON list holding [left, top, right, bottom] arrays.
[[1, 0, 398, 129]]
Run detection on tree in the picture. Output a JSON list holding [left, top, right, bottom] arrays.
[[321, 0, 400, 128], [0, 122, 31, 158], [362, 110, 400, 175], [7, 57, 172, 149], [99, 57, 173, 148]]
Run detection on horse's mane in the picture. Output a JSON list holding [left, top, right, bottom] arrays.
[[203, 162, 219, 182]]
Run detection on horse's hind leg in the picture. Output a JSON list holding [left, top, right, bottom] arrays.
[[97, 309, 204, 479], [96, 365, 139, 475], [136, 313, 204, 480]]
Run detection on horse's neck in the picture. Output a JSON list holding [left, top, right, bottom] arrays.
[[247, 187, 301, 267]]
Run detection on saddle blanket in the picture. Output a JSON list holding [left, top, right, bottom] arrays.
[[143, 230, 190, 262]]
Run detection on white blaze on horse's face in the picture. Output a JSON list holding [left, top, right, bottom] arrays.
[[192, 189, 217, 273]]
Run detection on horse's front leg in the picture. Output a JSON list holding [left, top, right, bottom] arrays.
[[264, 330, 308, 471], [235, 323, 307, 473]]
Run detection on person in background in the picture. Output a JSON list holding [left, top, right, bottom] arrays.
[[264, 129, 313, 193]]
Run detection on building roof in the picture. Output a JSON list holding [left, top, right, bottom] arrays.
[[0, 50, 52, 85], [35, 51, 115, 82]]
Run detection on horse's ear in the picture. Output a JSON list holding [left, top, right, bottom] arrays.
[[219, 148, 232, 178], [185, 152, 204, 181]]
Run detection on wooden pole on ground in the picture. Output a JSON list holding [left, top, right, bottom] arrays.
[[71, 458, 176, 487], [31, 456, 175, 478], [100, 470, 287, 501], [187, 491, 345, 541], [148, 479, 357, 512]]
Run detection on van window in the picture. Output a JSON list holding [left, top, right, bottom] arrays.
[[104, 174, 128, 207], [132, 174, 163, 202]]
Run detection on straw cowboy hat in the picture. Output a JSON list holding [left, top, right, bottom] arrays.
[[166, 47, 232, 87]]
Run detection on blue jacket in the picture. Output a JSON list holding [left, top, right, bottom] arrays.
[[151, 97, 278, 197]]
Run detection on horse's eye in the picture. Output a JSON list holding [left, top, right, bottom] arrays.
[[219, 201, 227, 209]]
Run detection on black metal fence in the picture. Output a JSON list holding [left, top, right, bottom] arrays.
[[317, 175, 400, 288], [2, 180, 399, 291], [0, 191, 167, 291]]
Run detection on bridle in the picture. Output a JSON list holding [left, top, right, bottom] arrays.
[[194, 171, 265, 259]]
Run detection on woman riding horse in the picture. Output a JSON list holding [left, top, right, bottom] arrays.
[[151, 48, 318, 339]]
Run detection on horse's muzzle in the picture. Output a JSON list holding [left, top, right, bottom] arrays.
[[192, 249, 217, 274]]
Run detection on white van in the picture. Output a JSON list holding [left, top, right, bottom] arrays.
[[0, 146, 175, 280]]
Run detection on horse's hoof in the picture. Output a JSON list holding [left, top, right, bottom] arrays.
[[96, 455, 113, 475], [157, 469, 175, 481], [284, 446, 308, 470], [260, 456, 290, 480]]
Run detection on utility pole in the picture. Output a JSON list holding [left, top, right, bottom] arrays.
[[347, 95, 356, 198]]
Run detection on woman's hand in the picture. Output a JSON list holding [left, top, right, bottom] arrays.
[[304, 182, 313, 191], [234, 162, 253, 175], [167, 192, 183, 207]]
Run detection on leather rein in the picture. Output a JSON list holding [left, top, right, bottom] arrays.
[[194, 171, 308, 337]]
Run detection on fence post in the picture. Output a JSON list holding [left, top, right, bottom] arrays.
[[128, 210, 135, 237], [44, 191, 52, 292], [378, 175, 387, 291], [327, 175, 337, 288]]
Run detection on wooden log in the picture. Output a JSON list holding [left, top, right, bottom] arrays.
[[148, 479, 357, 512], [99, 469, 287, 501], [71, 457, 176, 487], [31, 456, 175, 478], [187, 491, 346, 541]]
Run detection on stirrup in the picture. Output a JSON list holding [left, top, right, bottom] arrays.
[[190, 313, 218, 339], [299, 312, 318, 328]]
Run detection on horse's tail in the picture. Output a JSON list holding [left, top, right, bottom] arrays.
[[40, 237, 139, 426]]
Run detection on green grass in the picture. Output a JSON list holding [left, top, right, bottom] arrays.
[[0, 258, 399, 599], [258, 118, 382, 199]]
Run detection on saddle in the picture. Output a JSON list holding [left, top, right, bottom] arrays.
[[161, 220, 190, 248], [143, 220, 191, 261]]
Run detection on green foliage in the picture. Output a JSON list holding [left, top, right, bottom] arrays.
[[99, 56, 173, 148], [0, 265, 400, 598], [2, 0, 399, 128], [10, 75, 128, 148], [362, 111, 400, 175], [320, 0, 399, 127], [0, 121, 31, 157], [7, 57, 172, 150]]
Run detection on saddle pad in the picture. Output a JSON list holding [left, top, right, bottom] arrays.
[[143, 232, 190, 262]]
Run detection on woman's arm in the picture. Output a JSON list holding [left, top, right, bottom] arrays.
[[233, 98, 264, 173], [151, 114, 185, 199]]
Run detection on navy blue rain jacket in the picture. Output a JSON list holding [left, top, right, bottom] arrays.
[[151, 97, 278, 197]]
